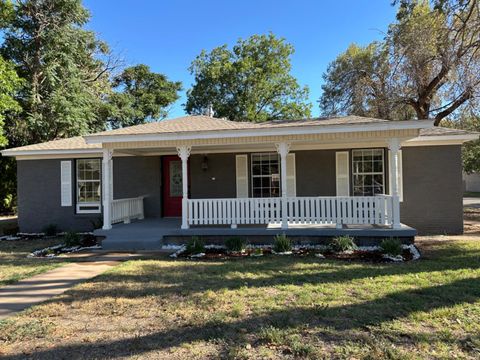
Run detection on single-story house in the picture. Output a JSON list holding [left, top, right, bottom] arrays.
[[1, 115, 477, 249]]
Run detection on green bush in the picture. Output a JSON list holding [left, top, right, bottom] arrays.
[[380, 238, 403, 256], [225, 237, 247, 252], [273, 234, 292, 253], [42, 224, 58, 237], [329, 235, 357, 252], [64, 231, 82, 247], [185, 236, 205, 255]]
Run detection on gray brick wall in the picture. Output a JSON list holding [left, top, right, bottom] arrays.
[[17, 156, 162, 233], [400, 145, 463, 235]]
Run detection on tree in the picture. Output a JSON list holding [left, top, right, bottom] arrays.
[[0, 0, 115, 147], [320, 0, 480, 124], [0, 55, 22, 147], [320, 42, 414, 120], [105, 64, 182, 129], [185, 33, 311, 121], [442, 111, 480, 173]]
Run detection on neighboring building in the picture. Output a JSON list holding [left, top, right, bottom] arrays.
[[463, 172, 480, 193], [1, 115, 478, 248]]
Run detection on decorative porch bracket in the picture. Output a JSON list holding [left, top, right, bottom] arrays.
[[177, 145, 192, 229], [102, 148, 113, 230], [275, 142, 291, 229], [388, 138, 402, 229]]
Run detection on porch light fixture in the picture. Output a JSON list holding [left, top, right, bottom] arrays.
[[201, 155, 208, 171]]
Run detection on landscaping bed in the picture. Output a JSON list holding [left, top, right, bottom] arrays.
[[168, 235, 420, 262]]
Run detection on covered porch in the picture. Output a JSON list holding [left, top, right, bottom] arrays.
[[83, 116, 432, 247]]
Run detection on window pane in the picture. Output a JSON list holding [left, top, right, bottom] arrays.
[[251, 153, 280, 198], [351, 149, 384, 197]]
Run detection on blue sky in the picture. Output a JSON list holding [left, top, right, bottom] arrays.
[[83, 0, 397, 118]]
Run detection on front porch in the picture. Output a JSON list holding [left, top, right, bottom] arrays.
[[95, 217, 416, 251]]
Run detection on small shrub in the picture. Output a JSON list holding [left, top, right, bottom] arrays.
[[64, 231, 82, 247], [273, 234, 292, 253], [329, 235, 357, 252], [225, 237, 246, 252], [90, 217, 103, 230], [380, 238, 403, 256], [42, 224, 58, 237], [185, 236, 205, 255]]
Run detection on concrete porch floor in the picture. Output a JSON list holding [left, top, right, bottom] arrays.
[[95, 218, 416, 251]]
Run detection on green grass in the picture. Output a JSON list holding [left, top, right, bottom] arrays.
[[0, 238, 67, 286], [464, 192, 480, 198], [0, 238, 479, 359]]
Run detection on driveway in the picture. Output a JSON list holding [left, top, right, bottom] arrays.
[[464, 197, 480, 208]]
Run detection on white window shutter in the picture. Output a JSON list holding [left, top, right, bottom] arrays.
[[389, 150, 403, 202], [235, 155, 248, 198], [336, 151, 350, 196], [286, 153, 296, 197], [60, 161, 72, 207]]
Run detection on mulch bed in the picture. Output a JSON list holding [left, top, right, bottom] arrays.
[[176, 246, 415, 262]]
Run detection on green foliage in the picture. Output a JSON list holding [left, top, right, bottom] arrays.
[[186, 33, 311, 121], [64, 231, 81, 247], [225, 237, 246, 252], [320, 1, 480, 123], [273, 234, 292, 253], [329, 235, 357, 253], [0, 0, 111, 146], [0, 157, 16, 214], [185, 236, 205, 255], [105, 64, 182, 128], [0, 55, 22, 147], [380, 238, 403, 257], [42, 224, 58, 237]]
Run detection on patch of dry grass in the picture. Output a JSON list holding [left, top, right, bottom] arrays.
[[0, 238, 68, 286], [0, 239, 479, 359]]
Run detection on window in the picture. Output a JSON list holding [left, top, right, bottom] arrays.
[[352, 149, 385, 196], [76, 159, 101, 213], [251, 153, 280, 197]]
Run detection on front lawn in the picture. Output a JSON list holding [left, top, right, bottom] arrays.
[[0, 239, 479, 359], [0, 238, 67, 286]]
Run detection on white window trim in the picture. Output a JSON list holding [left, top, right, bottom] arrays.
[[76, 159, 102, 214], [351, 149, 386, 196], [250, 153, 281, 198]]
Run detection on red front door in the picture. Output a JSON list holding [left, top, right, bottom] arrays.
[[163, 156, 185, 217]]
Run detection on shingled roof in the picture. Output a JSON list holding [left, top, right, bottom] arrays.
[[1, 115, 475, 155]]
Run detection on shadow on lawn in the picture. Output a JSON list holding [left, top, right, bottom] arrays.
[[2, 274, 480, 359], [40, 240, 480, 303]]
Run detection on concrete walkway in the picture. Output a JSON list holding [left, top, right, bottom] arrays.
[[0, 253, 135, 320]]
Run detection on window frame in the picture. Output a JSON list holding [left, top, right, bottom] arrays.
[[75, 158, 102, 214], [351, 148, 386, 196], [250, 153, 281, 198]]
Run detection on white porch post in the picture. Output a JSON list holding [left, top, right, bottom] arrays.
[[388, 138, 401, 229], [102, 148, 113, 230], [177, 145, 191, 229], [276, 142, 291, 230]]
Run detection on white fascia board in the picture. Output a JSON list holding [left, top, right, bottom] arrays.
[[1, 148, 102, 157], [84, 120, 434, 144]]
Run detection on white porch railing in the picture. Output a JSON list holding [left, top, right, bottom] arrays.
[[111, 196, 145, 224], [187, 196, 395, 228]]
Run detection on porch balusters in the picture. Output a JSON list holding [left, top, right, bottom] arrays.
[[102, 148, 113, 230], [388, 138, 402, 229], [275, 142, 291, 229], [177, 145, 192, 229]]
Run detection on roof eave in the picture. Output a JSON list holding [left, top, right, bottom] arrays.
[[84, 119, 434, 144]]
